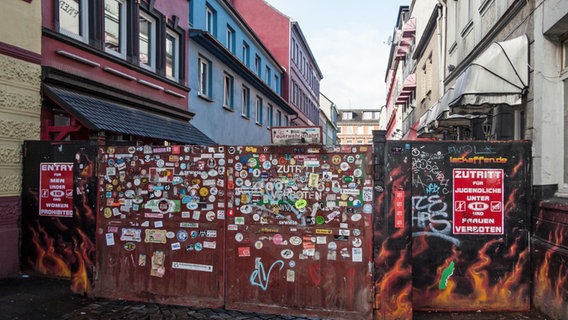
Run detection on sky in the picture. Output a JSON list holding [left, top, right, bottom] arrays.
[[264, 0, 408, 110]]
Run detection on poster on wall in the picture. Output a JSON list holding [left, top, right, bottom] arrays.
[[453, 168, 504, 235], [39, 162, 74, 217]]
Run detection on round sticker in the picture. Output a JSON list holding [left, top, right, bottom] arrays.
[[239, 170, 248, 179], [252, 214, 260, 221], [273, 234, 283, 245], [262, 161, 271, 170], [124, 242, 136, 251], [363, 203, 373, 214], [289, 260, 296, 268], [328, 242, 337, 250], [206, 211, 216, 221], [194, 242, 203, 251], [351, 213, 362, 222], [352, 238, 362, 247], [166, 231, 175, 239], [199, 187, 209, 197], [332, 155, 342, 165], [347, 155, 355, 163], [156, 159, 165, 167], [103, 207, 112, 218], [177, 230, 188, 242], [353, 169, 363, 177], [255, 240, 263, 249], [315, 216, 325, 224], [290, 236, 302, 246], [247, 157, 258, 168], [340, 162, 350, 171], [235, 233, 244, 242], [353, 229, 362, 237], [240, 205, 252, 214], [295, 199, 307, 209], [235, 162, 243, 171], [281, 249, 294, 259]]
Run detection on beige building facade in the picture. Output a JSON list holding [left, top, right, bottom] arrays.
[[0, 0, 42, 276]]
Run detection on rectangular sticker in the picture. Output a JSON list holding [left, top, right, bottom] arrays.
[[172, 262, 213, 272]]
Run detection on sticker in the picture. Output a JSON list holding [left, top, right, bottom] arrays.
[[363, 203, 373, 214], [235, 233, 244, 242], [289, 236, 302, 246], [120, 228, 142, 242], [139, 254, 146, 266], [206, 211, 216, 221], [255, 240, 263, 250], [105, 233, 115, 246], [235, 217, 245, 225], [123, 241, 136, 251], [328, 242, 337, 250], [352, 247, 363, 262], [353, 229, 361, 237], [281, 249, 294, 259], [289, 260, 296, 268], [145, 229, 167, 244], [295, 199, 307, 209], [171, 242, 181, 250], [150, 251, 165, 278], [273, 233, 284, 245], [315, 216, 325, 224], [177, 230, 188, 242], [351, 213, 362, 222], [203, 241, 216, 249], [238, 247, 251, 257], [352, 238, 362, 247], [166, 231, 175, 239], [172, 262, 213, 272], [286, 269, 295, 282], [194, 242, 203, 251], [103, 207, 112, 218], [340, 162, 350, 171]]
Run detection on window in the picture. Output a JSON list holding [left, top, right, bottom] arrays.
[[284, 116, 289, 126], [267, 104, 274, 128], [563, 38, 568, 70], [265, 66, 271, 86], [357, 126, 364, 134], [241, 85, 250, 118], [226, 25, 235, 53], [223, 73, 234, 109], [346, 126, 354, 134], [274, 75, 280, 93], [242, 41, 250, 67], [277, 110, 282, 126], [198, 56, 211, 97], [255, 55, 261, 76], [104, 0, 126, 57], [206, 5, 216, 36], [59, 0, 88, 42], [165, 29, 179, 80], [256, 97, 263, 125], [362, 112, 380, 120], [139, 11, 156, 71], [342, 112, 353, 120]]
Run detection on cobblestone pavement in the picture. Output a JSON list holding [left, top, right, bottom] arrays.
[[0, 275, 554, 320]]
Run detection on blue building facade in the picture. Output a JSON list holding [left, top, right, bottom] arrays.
[[188, 0, 295, 145]]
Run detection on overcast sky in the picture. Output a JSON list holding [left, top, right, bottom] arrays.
[[264, 0, 408, 110]]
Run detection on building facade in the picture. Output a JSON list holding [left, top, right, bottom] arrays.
[[0, 0, 42, 277], [230, 0, 323, 126], [387, 0, 568, 318], [337, 109, 380, 145], [319, 92, 338, 145], [41, 0, 213, 145], [188, 0, 296, 145]]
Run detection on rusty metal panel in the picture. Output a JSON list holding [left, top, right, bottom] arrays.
[[21, 141, 98, 294], [378, 141, 531, 315], [93, 145, 226, 308], [225, 145, 374, 320], [532, 201, 568, 320]]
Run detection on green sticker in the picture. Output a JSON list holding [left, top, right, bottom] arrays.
[[315, 216, 325, 224], [295, 199, 307, 209]]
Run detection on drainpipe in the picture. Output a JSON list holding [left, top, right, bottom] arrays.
[[437, 0, 447, 94]]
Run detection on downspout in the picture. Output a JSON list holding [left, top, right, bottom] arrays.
[[437, 0, 447, 94]]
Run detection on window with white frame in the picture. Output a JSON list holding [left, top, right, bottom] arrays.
[[241, 85, 250, 118], [346, 126, 354, 134], [265, 66, 271, 86], [223, 73, 234, 109], [226, 25, 235, 53], [242, 41, 250, 67], [165, 29, 179, 81], [139, 11, 156, 71], [206, 5, 216, 36], [198, 56, 211, 97], [267, 104, 273, 128], [256, 96, 263, 125], [342, 112, 353, 120], [59, 0, 88, 42], [255, 55, 261, 76], [357, 126, 364, 134], [104, 0, 126, 58]]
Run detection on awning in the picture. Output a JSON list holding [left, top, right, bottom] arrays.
[[450, 35, 529, 115], [44, 85, 216, 145], [402, 18, 416, 38], [395, 73, 416, 105]]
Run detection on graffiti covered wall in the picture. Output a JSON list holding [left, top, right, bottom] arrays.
[[374, 140, 531, 318]]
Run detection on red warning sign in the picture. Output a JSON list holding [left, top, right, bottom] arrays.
[[39, 162, 74, 217], [453, 168, 504, 235]]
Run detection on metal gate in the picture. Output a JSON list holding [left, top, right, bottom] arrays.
[[373, 137, 531, 319], [93, 145, 226, 307], [21, 141, 98, 294], [224, 145, 374, 320]]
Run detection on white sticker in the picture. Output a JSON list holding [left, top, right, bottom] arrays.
[[171, 262, 213, 272], [105, 233, 115, 246]]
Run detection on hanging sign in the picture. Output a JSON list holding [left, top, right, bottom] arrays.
[[39, 162, 74, 217], [453, 168, 504, 234]]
